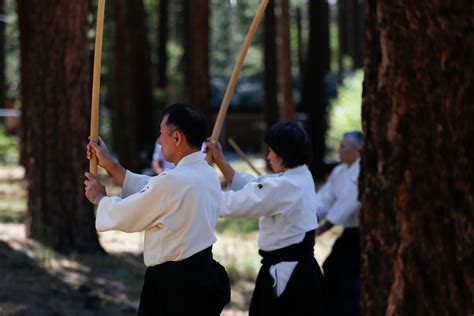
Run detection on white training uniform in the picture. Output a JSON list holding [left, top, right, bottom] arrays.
[[96, 151, 221, 267], [315, 158, 361, 227], [221, 165, 318, 296]]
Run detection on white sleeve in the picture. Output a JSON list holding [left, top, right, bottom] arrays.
[[220, 177, 299, 218], [325, 179, 360, 225], [96, 175, 177, 233], [314, 175, 337, 221], [121, 170, 151, 198], [229, 171, 258, 191]]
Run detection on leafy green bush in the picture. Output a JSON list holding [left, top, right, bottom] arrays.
[[0, 125, 19, 165]]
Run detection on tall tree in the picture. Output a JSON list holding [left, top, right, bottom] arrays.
[[277, 0, 295, 120], [263, 0, 278, 129], [183, 0, 211, 125], [361, 1, 473, 314], [157, 0, 169, 93], [301, 0, 330, 182], [17, 1, 102, 253], [113, 0, 155, 172], [0, 0, 5, 110]]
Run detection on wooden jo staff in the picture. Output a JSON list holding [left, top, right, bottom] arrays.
[[89, 0, 106, 176], [206, 0, 270, 163], [228, 138, 262, 176]]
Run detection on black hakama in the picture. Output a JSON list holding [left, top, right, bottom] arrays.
[[138, 247, 230, 316], [249, 230, 326, 316]]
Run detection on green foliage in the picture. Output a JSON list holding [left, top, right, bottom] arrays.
[[216, 217, 259, 235], [0, 125, 19, 164], [327, 70, 363, 159]]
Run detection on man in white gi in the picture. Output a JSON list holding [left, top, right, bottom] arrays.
[[315, 131, 363, 316], [84, 103, 230, 316]]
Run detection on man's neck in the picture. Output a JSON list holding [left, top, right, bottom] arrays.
[[172, 147, 200, 165]]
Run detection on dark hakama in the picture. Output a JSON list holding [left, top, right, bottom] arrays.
[[249, 230, 326, 316], [138, 247, 230, 316], [323, 228, 360, 316]]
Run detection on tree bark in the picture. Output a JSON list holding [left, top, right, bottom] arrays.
[[0, 0, 5, 110], [183, 0, 211, 126], [361, 1, 474, 314], [263, 0, 278, 129], [157, 0, 169, 91], [277, 0, 295, 120], [113, 0, 155, 172], [302, 0, 330, 182], [17, 1, 102, 253]]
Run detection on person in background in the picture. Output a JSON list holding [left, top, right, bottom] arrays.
[[315, 131, 363, 316]]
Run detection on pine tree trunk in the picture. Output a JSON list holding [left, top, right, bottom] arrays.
[[361, 1, 474, 314], [0, 0, 5, 110], [184, 0, 211, 125], [157, 0, 169, 92], [277, 0, 295, 120], [113, 0, 155, 172], [17, 1, 103, 253], [302, 0, 330, 182], [264, 0, 278, 129]]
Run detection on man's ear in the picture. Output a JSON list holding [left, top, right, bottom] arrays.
[[173, 130, 184, 146]]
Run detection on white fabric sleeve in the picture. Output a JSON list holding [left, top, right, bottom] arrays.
[[96, 174, 177, 233], [229, 171, 258, 191], [121, 170, 151, 198], [220, 177, 299, 218], [314, 179, 336, 221], [325, 179, 360, 225]]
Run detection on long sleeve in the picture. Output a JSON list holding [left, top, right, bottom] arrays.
[[229, 171, 257, 191], [314, 175, 337, 221], [96, 174, 179, 233], [325, 179, 360, 225], [221, 177, 300, 218], [121, 170, 151, 198]]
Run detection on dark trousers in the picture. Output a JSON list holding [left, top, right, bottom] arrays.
[[138, 247, 230, 316], [249, 230, 326, 316], [323, 228, 360, 316]]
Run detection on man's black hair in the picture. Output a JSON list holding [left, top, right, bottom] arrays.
[[160, 103, 207, 149], [263, 121, 312, 169]]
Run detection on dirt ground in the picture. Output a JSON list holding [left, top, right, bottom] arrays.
[[0, 166, 338, 315]]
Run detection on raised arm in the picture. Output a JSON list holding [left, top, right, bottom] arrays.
[[87, 136, 126, 186]]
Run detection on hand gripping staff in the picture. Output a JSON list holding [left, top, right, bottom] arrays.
[[206, 0, 270, 163], [89, 0, 106, 175]]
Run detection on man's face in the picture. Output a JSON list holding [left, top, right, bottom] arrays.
[[338, 138, 360, 165], [158, 115, 176, 162]]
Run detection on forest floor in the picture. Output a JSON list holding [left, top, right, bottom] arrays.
[[0, 165, 339, 316]]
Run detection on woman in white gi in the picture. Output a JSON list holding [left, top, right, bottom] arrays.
[[206, 121, 325, 315], [84, 103, 230, 316]]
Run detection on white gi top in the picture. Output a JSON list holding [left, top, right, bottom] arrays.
[[315, 158, 361, 228], [221, 164, 319, 296], [96, 151, 221, 267], [222, 164, 319, 251]]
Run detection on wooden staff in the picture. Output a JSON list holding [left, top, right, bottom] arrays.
[[206, 0, 269, 163], [89, 0, 106, 175], [228, 138, 262, 176]]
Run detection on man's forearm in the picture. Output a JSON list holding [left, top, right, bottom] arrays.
[[104, 161, 126, 186], [316, 220, 334, 237], [216, 160, 235, 184]]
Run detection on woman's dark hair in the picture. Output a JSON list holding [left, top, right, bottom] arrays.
[[263, 121, 312, 168], [160, 103, 207, 149]]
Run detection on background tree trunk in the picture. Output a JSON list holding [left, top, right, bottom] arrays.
[[113, 0, 155, 172], [17, 1, 102, 253], [263, 0, 278, 130], [302, 0, 330, 182], [0, 0, 5, 111], [361, 1, 474, 314], [276, 0, 295, 120], [157, 0, 169, 97], [183, 0, 211, 126]]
